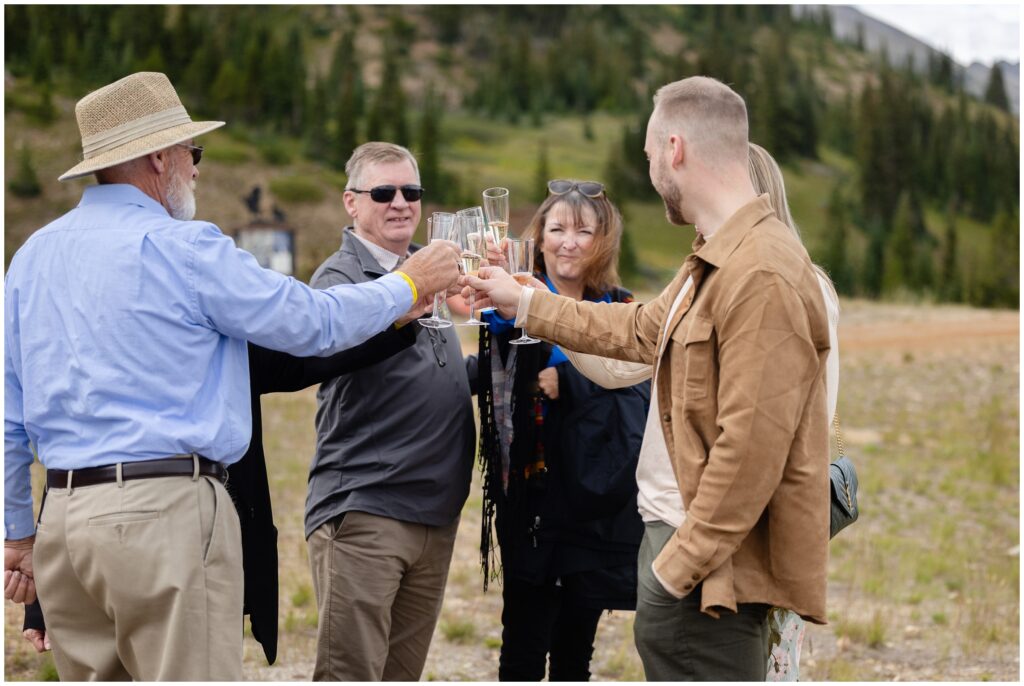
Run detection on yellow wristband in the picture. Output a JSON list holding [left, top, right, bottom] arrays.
[[393, 270, 418, 305]]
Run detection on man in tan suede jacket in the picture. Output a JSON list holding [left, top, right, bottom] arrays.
[[467, 76, 831, 680]]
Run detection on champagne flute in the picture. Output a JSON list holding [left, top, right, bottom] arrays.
[[506, 238, 539, 345], [481, 188, 510, 315], [419, 213, 456, 329], [463, 205, 499, 314], [482, 187, 509, 244], [455, 212, 487, 326]]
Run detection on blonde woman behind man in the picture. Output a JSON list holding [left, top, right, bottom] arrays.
[[562, 141, 840, 681]]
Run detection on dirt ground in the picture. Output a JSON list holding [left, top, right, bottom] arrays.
[[4, 300, 1018, 681]]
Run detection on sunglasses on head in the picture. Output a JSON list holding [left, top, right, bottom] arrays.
[[350, 185, 425, 203], [547, 179, 605, 198], [177, 143, 203, 166]]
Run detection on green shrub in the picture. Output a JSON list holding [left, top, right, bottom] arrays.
[[204, 141, 251, 165], [270, 175, 325, 204], [35, 655, 59, 682], [259, 139, 293, 166], [9, 144, 42, 198], [440, 617, 476, 644], [290, 582, 312, 607]]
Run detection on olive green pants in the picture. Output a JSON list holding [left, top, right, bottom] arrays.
[[634, 521, 770, 681]]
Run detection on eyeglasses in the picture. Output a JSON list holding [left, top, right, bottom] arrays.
[[547, 179, 605, 198], [176, 143, 203, 166], [425, 327, 448, 368], [350, 185, 425, 203]]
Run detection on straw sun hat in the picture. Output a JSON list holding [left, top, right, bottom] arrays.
[[59, 72, 224, 181]]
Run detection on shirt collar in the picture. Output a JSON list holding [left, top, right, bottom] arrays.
[[690, 194, 775, 268], [79, 184, 170, 217], [342, 227, 409, 274]]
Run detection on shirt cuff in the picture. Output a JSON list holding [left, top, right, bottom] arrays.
[[513, 287, 534, 328], [377, 272, 416, 313], [5, 507, 36, 541], [652, 563, 686, 599]]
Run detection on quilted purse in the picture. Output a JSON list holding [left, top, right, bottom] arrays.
[[829, 414, 860, 539]]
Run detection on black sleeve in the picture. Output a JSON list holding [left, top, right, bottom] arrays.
[[24, 599, 44, 632], [465, 354, 479, 396], [249, 325, 418, 394]]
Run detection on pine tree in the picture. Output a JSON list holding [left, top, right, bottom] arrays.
[[305, 74, 331, 163], [618, 223, 640, 286], [334, 71, 359, 170], [981, 209, 1020, 307], [417, 85, 442, 203], [938, 207, 961, 301], [9, 144, 42, 198], [821, 184, 852, 294], [983, 64, 1010, 111], [882, 191, 916, 295], [533, 140, 550, 204]]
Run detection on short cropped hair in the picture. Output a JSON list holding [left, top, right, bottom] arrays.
[[344, 142, 420, 190], [651, 76, 749, 165]]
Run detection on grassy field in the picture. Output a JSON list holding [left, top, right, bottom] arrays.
[[4, 300, 1018, 681]]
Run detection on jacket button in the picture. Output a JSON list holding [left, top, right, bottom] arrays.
[[692, 573, 700, 581], [662, 412, 671, 423]]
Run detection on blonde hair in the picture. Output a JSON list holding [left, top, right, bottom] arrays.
[[344, 142, 419, 190], [652, 76, 749, 165], [522, 184, 622, 297], [748, 142, 838, 304]]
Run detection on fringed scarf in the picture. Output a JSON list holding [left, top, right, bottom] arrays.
[[477, 326, 520, 590]]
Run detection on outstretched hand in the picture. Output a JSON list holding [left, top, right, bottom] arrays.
[[460, 266, 526, 320], [398, 240, 462, 301]]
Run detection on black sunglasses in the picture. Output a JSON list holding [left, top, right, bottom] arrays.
[[350, 185, 425, 203], [425, 327, 448, 368], [547, 179, 605, 198], [177, 143, 203, 166]]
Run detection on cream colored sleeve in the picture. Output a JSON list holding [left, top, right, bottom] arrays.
[[513, 287, 534, 328], [562, 348, 653, 389], [817, 274, 840, 421]]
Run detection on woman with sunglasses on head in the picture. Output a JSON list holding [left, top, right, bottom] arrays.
[[476, 180, 650, 681]]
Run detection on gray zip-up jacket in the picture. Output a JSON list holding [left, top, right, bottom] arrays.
[[304, 228, 476, 538]]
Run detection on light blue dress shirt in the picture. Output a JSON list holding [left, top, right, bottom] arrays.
[[4, 184, 414, 539]]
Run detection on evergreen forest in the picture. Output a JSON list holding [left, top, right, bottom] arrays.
[[4, 5, 1019, 307]]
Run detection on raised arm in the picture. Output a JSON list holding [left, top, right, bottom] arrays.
[[249, 325, 418, 395]]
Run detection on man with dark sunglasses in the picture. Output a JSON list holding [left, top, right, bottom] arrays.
[[304, 142, 477, 681]]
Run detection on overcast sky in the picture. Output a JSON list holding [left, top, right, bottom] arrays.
[[855, 3, 1020, 66]]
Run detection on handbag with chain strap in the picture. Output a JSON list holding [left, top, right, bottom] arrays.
[[829, 414, 860, 538]]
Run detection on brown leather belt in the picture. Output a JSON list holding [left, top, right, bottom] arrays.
[[46, 455, 226, 489]]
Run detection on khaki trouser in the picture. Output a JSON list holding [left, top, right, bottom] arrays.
[[33, 474, 243, 681], [308, 510, 459, 681]]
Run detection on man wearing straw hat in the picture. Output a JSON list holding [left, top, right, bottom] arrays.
[[3, 71, 460, 681]]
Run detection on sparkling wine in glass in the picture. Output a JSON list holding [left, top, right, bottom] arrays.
[[483, 187, 510, 244], [418, 213, 456, 329], [458, 206, 497, 314], [506, 238, 539, 345], [456, 212, 487, 326]]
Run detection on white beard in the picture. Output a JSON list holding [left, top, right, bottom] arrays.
[[166, 167, 197, 221]]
